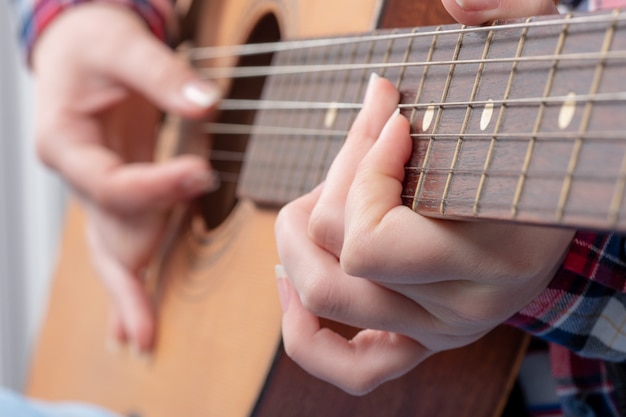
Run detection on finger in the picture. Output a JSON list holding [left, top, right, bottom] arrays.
[[277, 269, 428, 395], [87, 223, 156, 354], [99, 5, 221, 117], [308, 73, 400, 257], [342, 113, 572, 288], [441, 0, 559, 25], [276, 190, 459, 347], [106, 307, 128, 352], [342, 109, 428, 281], [342, 110, 459, 283], [39, 119, 216, 213]]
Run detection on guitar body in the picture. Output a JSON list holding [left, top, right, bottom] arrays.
[[27, 1, 530, 416]]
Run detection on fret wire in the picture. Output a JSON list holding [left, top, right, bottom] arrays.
[[217, 91, 626, 111], [189, 12, 626, 60], [342, 32, 380, 161], [279, 46, 316, 199], [198, 49, 626, 79], [315, 39, 366, 185], [203, 122, 626, 141], [438, 27, 469, 215], [314, 45, 340, 190], [292, 42, 334, 198], [560, 9, 619, 223], [511, 14, 572, 219], [263, 48, 300, 197], [396, 28, 415, 90], [413, 26, 445, 212], [441, 27, 495, 214], [610, 154, 626, 225], [475, 19, 532, 216], [408, 26, 433, 126], [379, 29, 396, 79]]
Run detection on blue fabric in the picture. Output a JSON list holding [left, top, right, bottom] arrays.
[[0, 388, 121, 417]]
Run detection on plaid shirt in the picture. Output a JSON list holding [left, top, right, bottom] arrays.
[[508, 232, 626, 416], [17, 0, 169, 64]]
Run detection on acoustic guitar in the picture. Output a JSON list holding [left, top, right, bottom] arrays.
[[26, 0, 626, 416]]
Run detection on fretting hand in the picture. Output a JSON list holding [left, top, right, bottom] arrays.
[[274, 0, 570, 395]]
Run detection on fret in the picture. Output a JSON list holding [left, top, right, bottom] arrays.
[[375, 28, 415, 96], [291, 43, 337, 198], [395, 28, 415, 90], [557, 9, 619, 221], [473, 19, 532, 215], [510, 14, 572, 219], [440, 27, 495, 214], [275, 46, 314, 202], [609, 153, 626, 226], [379, 29, 397, 79], [408, 27, 439, 126], [413, 26, 464, 213], [307, 42, 354, 189], [236, 10, 626, 231], [239, 50, 294, 201], [403, 27, 439, 211], [318, 34, 379, 180]]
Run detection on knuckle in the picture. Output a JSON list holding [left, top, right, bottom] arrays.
[[307, 207, 342, 252], [298, 274, 342, 319], [341, 228, 378, 278]]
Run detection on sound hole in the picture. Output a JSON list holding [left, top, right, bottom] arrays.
[[198, 13, 281, 230]]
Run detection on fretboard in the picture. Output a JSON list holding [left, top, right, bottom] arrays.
[[231, 9, 626, 232]]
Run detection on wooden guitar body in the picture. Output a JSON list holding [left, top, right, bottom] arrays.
[[26, 1, 531, 416]]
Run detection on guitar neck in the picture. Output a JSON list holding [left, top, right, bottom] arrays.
[[232, 9, 626, 232]]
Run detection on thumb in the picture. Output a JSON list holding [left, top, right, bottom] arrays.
[[441, 0, 559, 26]]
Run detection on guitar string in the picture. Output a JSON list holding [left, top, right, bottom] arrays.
[[188, 12, 626, 60], [197, 50, 626, 79], [216, 91, 626, 111], [204, 125, 626, 141], [207, 167, 626, 196], [186, 11, 626, 217]]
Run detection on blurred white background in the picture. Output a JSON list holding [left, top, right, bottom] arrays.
[[0, 1, 67, 391]]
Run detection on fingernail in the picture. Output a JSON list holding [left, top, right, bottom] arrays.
[[275, 265, 291, 312], [182, 80, 221, 108], [181, 170, 220, 196], [364, 72, 380, 102], [455, 0, 500, 11], [383, 107, 401, 131]]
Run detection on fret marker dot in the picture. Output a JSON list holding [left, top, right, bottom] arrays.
[[559, 92, 577, 130], [325, 102, 339, 128], [423, 104, 435, 131], [480, 99, 494, 131]]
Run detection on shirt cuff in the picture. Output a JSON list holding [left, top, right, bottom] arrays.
[[19, 0, 170, 65], [507, 231, 626, 361]]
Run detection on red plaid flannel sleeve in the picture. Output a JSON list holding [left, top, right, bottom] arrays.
[[19, 0, 170, 63]]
